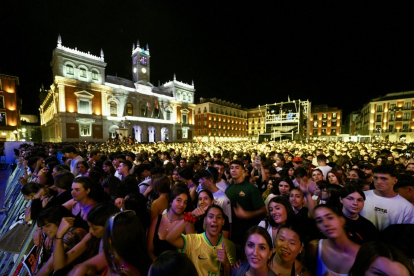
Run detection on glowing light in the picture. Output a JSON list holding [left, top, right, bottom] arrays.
[[371, 111, 375, 113], [1, 132, 5, 136]]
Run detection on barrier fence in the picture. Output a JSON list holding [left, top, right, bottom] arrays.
[[0, 164, 37, 276]]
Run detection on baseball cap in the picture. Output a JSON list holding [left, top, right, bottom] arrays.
[[292, 157, 303, 163]]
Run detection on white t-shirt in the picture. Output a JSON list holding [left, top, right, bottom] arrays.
[[216, 179, 229, 192], [70, 155, 84, 177], [138, 176, 151, 194], [360, 190, 414, 231], [212, 190, 232, 223], [114, 170, 122, 180], [316, 165, 332, 180]]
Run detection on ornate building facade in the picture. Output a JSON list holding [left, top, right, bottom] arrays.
[[0, 73, 22, 141], [40, 36, 195, 142]]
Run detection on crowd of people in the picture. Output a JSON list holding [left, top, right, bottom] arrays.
[[14, 139, 414, 276]]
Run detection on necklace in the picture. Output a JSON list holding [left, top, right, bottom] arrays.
[[166, 213, 182, 231]]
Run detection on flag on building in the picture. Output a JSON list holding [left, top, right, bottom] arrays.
[[161, 101, 165, 110], [146, 100, 152, 111], [155, 100, 159, 110]]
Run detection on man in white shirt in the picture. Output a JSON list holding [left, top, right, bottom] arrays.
[[113, 154, 126, 180], [198, 167, 232, 224], [61, 146, 83, 177], [315, 154, 331, 180], [137, 164, 152, 194], [214, 161, 229, 192], [360, 165, 414, 231]]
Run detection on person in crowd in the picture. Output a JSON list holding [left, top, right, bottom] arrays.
[[178, 166, 198, 203], [196, 189, 230, 238], [76, 161, 89, 178], [339, 184, 378, 245], [61, 145, 84, 177], [147, 186, 194, 260], [232, 226, 277, 276], [63, 177, 100, 232], [259, 196, 295, 244], [271, 225, 311, 276], [226, 160, 267, 248], [394, 173, 414, 204], [102, 211, 151, 276], [327, 170, 343, 186], [306, 205, 360, 276], [262, 177, 276, 201], [360, 165, 414, 230], [197, 167, 232, 224], [349, 241, 414, 276], [52, 202, 119, 275], [166, 204, 236, 276], [311, 168, 324, 183], [149, 174, 171, 222], [136, 163, 152, 194], [35, 206, 88, 276], [102, 160, 116, 178], [315, 155, 332, 180], [148, 251, 199, 276], [214, 160, 229, 192]]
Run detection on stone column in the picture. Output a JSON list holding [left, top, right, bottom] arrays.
[[58, 84, 66, 112]]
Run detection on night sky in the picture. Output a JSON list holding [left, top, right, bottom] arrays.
[[2, 1, 414, 118]]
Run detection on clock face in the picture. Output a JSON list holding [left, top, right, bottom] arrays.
[[133, 56, 137, 65], [140, 56, 147, 65], [141, 67, 147, 73]]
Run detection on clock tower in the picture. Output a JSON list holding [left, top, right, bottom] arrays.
[[132, 41, 150, 83]]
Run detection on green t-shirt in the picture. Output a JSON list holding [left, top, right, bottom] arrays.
[[225, 180, 265, 245]]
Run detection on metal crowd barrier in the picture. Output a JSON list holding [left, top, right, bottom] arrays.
[[0, 164, 37, 276]]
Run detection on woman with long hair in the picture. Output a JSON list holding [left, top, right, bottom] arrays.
[[305, 205, 360, 276], [233, 226, 277, 276], [349, 241, 414, 276], [327, 171, 343, 186], [150, 174, 171, 222], [102, 211, 151, 276], [259, 196, 295, 244], [147, 186, 194, 261], [271, 225, 311, 276], [178, 166, 198, 203]]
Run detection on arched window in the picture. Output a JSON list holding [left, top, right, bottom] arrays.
[[66, 65, 74, 75], [80, 68, 87, 78], [92, 70, 99, 80], [176, 92, 181, 100], [182, 114, 188, 124], [141, 105, 146, 116], [183, 94, 187, 101], [110, 101, 117, 116], [126, 103, 133, 115]]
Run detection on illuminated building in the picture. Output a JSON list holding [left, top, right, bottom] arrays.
[[355, 91, 414, 142], [310, 104, 342, 141], [194, 98, 248, 142], [246, 107, 266, 142], [39, 35, 195, 142], [0, 73, 22, 141]]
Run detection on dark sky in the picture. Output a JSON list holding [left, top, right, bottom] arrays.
[[2, 1, 414, 118]]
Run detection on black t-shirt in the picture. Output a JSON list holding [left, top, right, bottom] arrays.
[[344, 215, 379, 245], [118, 175, 139, 198]]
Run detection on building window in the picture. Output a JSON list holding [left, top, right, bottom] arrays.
[[204, 129, 207, 135], [322, 121, 327, 127], [332, 113, 337, 119], [182, 128, 188, 138], [313, 114, 318, 120], [80, 123, 91, 136], [198, 108, 201, 114], [204, 121, 207, 126], [0, 96, 4, 109], [182, 114, 187, 124], [126, 103, 133, 115], [389, 125, 394, 132], [331, 129, 336, 135], [376, 115, 381, 122], [198, 129, 201, 135], [183, 94, 187, 101], [204, 107, 207, 113], [198, 122, 201, 127], [404, 102, 411, 110], [66, 65, 74, 75], [331, 120, 337, 127], [0, 113, 6, 126], [141, 105, 146, 116], [390, 104, 396, 111], [313, 129, 318, 135], [375, 125, 381, 132], [322, 113, 327, 119], [92, 71, 98, 80], [403, 112, 410, 120], [377, 105, 383, 112], [403, 124, 409, 131], [80, 68, 87, 78], [110, 101, 117, 116], [389, 113, 395, 121], [321, 129, 326, 135], [204, 114, 207, 120], [176, 92, 181, 100], [79, 100, 91, 114]]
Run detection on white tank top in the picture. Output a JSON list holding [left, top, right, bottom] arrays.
[[316, 239, 348, 276]]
